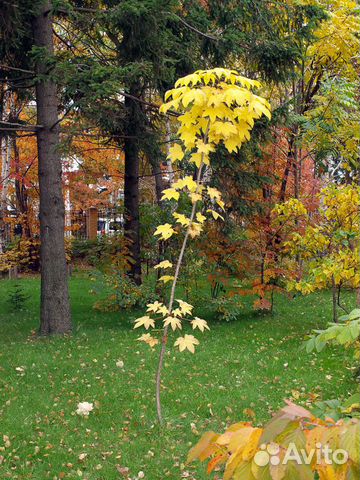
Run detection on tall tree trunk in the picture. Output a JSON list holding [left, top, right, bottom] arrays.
[[32, 0, 71, 334], [124, 89, 142, 285]]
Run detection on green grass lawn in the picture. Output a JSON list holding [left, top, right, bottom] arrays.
[[0, 274, 356, 479]]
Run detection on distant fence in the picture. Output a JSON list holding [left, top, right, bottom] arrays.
[[71, 207, 124, 240]]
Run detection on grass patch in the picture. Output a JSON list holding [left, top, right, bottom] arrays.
[[0, 274, 356, 479]]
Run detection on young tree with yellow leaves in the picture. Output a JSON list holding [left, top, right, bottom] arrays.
[[273, 184, 360, 322], [132, 68, 271, 423]]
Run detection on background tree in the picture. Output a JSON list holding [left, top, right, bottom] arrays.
[[275, 184, 360, 322], [32, 1, 72, 333]]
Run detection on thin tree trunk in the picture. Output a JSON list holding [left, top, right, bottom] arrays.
[[0, 134, 11, 252], [293, 144, 299, 199], [155, 161, 205, 424], [124, 89, 142, 285], [155, 196, 198, 424], [279, 136, 294, 202], [13, 135, 31, 238], [0, 88, 11, 253], [32, 0, 72, 334]]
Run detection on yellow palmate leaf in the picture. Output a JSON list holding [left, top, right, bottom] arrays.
[[158, 275, 175, 284], [189, 152, 204, 167], [167, 143, 184, 162], [164, 86, 189, 101], [196, 139, 215, 155], [175, 72, 201, 88], [163, 316, 182, 331], [173, 212, 191, 226], [202, 71, 216, 85], [177, 112, 197, 128], [174, 334, 199, 353], [181, 89, 207, 107], [179, 128, 197, 148], [223, 135, 240, 153], [161, 188, 180, 201], [207, 187, 222, 200], [176, 299, 194, 315], [190, 192, 203, 203], [241, 428, 262, 460], [154, 223, 176, 240], [157, 304, 169, 316], [189, 222, 203, 238], [154, 260, 173, 269], [181, 175, 198, 193], [251, 98, 271, 119], [172, 178, 186, 190], [196, 212, 206, 224], [212, 121, 238, 138], [159, 98, 180, 114], [134, 316, 155, 330], [191, 317, 210, 332], [146, 301, 164, 313]]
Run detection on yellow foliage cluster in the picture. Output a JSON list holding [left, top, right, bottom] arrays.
[[188, 401, 360, 480], [308, 0, 360, 80], [160, 68, 270, 156], [136, 299, 209, 352], [0, 239, 40, 273], [275, 184, 360, 294]]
